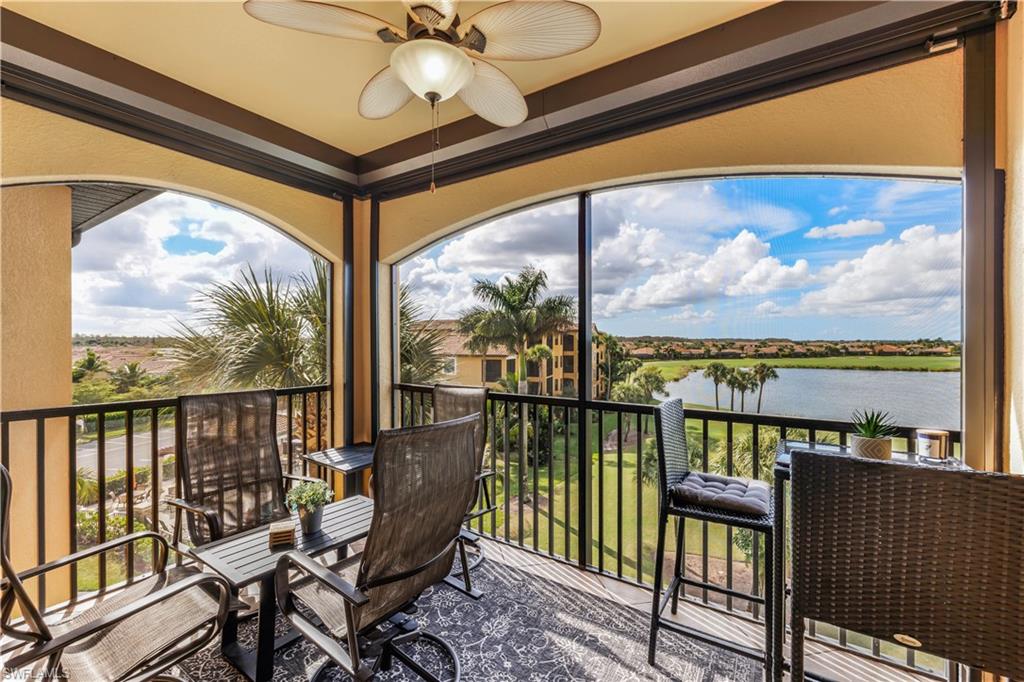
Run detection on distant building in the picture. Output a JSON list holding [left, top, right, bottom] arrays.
[[874, 344, 902, 355], [408, 320, 601, 397]]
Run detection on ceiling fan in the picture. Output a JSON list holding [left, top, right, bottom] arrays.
[[243, 0, 602, 129]]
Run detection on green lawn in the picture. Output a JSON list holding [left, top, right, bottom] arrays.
[[646, 354, 960, 380], [474, 414, 757, 586]]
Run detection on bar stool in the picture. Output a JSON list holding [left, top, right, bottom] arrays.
[[648, 399, 776, 681]]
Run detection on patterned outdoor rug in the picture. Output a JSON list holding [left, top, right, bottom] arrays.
[[179, 558, 760, 681]]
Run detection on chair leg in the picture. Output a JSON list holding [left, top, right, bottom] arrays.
[[670, 516, 684, 615], [763, 532, 776, 682], [648, 509, 668, 666], [387, 631, 461, 682], [443, 537, 483, 600], [790, 613, 805, 682]]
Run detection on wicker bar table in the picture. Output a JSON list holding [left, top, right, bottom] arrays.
[[771, 440, 969, 681]]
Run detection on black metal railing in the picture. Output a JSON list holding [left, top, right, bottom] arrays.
[[0, 384, 331, 608], [394, 382, 962, 678]]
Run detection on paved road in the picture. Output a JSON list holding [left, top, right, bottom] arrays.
[[75, 426, 176, 476]]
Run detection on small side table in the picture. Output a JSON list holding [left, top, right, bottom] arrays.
[[303, 444, 375, 498], [771, 440, 968, 681]]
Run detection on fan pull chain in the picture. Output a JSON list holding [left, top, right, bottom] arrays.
[[429, 98, 441, 194]]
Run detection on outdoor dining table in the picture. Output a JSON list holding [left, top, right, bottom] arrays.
[[191, 495, 374, 682], [770, 440, 969, 680]]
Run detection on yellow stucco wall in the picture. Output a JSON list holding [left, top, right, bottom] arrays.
[[0, 184, 73, 604], [1002, 13, 1024, 474], [0, 98, 349, 445], [378, 52, 964, 263]]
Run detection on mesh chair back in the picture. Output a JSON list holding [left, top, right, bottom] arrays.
[[177, 390, 289, 545], [0, 465, 51, 643], [791, 450, 1024, 679], [432, 384, 488, 473], [354, 415, 479, 629], [654, 399, 690, 501]]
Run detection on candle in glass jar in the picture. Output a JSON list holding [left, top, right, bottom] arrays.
[[916, 429, 949, 460]]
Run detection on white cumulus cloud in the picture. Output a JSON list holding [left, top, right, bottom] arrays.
[[796, 225, 961, 317], [805, 219, 885, 240], [662, 305, 716, 322]]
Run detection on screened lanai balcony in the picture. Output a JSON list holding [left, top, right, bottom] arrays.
[[2, 1, 1023, 681]]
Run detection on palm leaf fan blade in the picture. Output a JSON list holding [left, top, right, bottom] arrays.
[[243, 0, 402, 42], [461, 1, 601, 61], [457, 60, 527, 127]]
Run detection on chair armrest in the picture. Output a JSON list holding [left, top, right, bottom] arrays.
[[282, 473, 324, 489], [2, 532, 168, 589], [274, 550, 369, 678], [275, 550, 368, 609], [6, 572, 230, 671], [476, 469, 496, 481], [167, 497, 222, 547]]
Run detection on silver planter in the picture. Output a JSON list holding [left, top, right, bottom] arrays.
[[850, 435, 892, 460], [298, 505, 324, 535]]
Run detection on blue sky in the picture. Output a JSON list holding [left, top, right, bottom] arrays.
[[400, 176, 963, 341], [72, 192, 319, 335]]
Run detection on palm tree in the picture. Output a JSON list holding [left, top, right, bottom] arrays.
[[725, 367, 749, 411], [751, 362, 779, 413], [457, 267, 576, 394], [731, 368, 758, 412], [594, 330, 640, 399], [111, 362, 147, 393], [398, 284, 447, 384], [170, 258, 327, 390], [76, 468, 99, 506], [72, 348, 110, 382], [703, 362, 730, 409]]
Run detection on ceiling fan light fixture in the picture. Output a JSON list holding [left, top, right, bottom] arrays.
[[390, 39, 474, 103]]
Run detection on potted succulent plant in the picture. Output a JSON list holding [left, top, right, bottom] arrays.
[[286, 480, 333, 535], [849, 409, 898, 460]]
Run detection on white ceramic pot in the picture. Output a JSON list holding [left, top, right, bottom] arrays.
[[850, 434, 892, 460]]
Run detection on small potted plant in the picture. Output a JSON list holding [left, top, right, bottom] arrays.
[[850, 409, 898, 460], [286, 480, 333, 535]]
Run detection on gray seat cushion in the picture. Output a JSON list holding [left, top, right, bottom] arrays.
[[670, 472, 771, 516]]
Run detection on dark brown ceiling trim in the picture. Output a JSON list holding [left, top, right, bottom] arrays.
[[362, 0, 1012, 199], [1, 62, 361, 198], [0, 7, 358, 174]]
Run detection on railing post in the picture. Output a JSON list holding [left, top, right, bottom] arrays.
[[576, 192, 593, 569]]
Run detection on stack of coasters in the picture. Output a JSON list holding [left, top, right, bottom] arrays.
[[268, 520, 296, 549]]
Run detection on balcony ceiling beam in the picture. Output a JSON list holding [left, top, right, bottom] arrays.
[[0, 2, 1014, 201]]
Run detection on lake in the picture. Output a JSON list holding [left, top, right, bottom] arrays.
[[662, 368, 961, 431]]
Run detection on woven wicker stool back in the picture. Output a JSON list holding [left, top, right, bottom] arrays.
[[654, 399, 691, 501], [354, 414, 479, 629], [790, 449, 1024, 680], [177, 389, 289, 545]]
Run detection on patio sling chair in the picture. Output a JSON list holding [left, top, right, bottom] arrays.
[[169, 389, 320, 552], [789, 449, 1024, 681], [432, 384, 493, 599], [0, 464, 231, 681], [275, 414, 480, 682], [648, 399, 775, 681]]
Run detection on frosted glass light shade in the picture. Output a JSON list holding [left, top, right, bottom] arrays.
[[390, 39, 474, 103]]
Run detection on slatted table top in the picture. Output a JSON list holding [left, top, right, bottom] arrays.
[[302, 445, 375, 473], [191, 495, 374, 588]]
